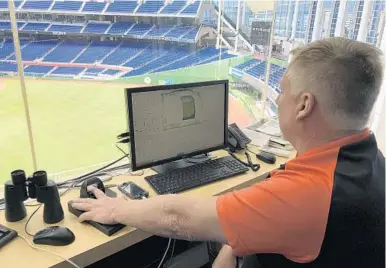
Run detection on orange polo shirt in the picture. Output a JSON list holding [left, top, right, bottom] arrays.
[[216, 129, 371, 263]]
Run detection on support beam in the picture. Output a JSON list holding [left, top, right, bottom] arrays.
[[216, 0, 222, 49], [291, 0, 300, 40], [234, 0, 242, 51], [334, 0, 347, 37], [312, 0, 324, 41], [357, 0, 372, 42], [8, 0, 38, 171]]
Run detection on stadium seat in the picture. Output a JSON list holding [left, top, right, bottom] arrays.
[[164, 25, 194, 39], [51, 67, 85, 76], [48, 24, 83, 33], [74, 42, 119, 64], [51, 1, 82, 11], [105, 1, 138, 14], [146, 25, 174, 38], [102, 43, 145, 65], [10, 40, 59, 61], [180, 27, 199, 41], [127, 24, 153, 36], [136, 0, 164, 14], [83, 23, 111, 34], [22, 22, 50, 32], [43, 41, 88, 62], [83, 68, 105, 75], [0, 40, 17, 59], [0, 21, 25, 30], [82, 2, 106, 13], [123, 48, 163, 68], [107, 22, 134, 35], [0, 62, 17, 72], [160, 1, 186, 14], [21, 1, 52, 10], [102, 69, 121, 76], [24, 65, 54, 76], [0, 1, 22, 9], [180, 0, 200, 15]]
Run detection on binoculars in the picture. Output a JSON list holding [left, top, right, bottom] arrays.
[[4, 170, 64, 224]]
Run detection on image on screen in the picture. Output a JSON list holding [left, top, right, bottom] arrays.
[[130, 83, 226, 168]]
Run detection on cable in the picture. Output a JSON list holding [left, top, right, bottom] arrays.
[[18, 235, 81, 268], [157, 238, 172, 268], [115, 143, 146, 176], [24, 204, 42, 237], [168, 239, 176, 265]]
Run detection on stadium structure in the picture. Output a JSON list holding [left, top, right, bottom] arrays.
[[0, 0, 385, 118]]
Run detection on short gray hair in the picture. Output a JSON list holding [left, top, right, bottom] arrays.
[[286, 37, 384, 131]]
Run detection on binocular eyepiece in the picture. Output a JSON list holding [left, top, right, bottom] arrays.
[[4, 170, 64, 224]]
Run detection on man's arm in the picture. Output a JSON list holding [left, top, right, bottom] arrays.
[[71, 187, 227, 243]]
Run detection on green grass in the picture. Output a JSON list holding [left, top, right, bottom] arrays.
[[0, 58, 250, 183]]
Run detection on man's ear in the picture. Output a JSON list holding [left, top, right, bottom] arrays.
[[295, 92, 315, 120]]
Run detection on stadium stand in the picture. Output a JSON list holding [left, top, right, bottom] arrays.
[[105, 1, 138, 14], [82, 2, 106, 13], [102, 43, 146, 65], [0, 62, 17, 72], [107, 22, 134, 35], [181, 0, 201, 15], [43, 41, 88, 62], [0, 1, 22, 9], [50, 67, 85, 77], [74, 42, 118, 64], [21, 22, 50, 31], [160, 1, 186, 14], [24, 65, 54, 76], [127, 23, 153, 36], [82, 23, 111, 34], [51, 1, 82, 11], [9, 40, 58, 61], [20, 1, 52, 10], [136, 0, 164, 14], [0, 21, 25, 30], [48, 23, 83, 33]]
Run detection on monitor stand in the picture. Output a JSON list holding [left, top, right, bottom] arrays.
[[152, 154, 210, 174]]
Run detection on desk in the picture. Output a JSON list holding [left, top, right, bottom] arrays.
[[1, 150, 293, 268]]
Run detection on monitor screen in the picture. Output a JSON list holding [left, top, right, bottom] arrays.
[[126, 80, 228, 171]]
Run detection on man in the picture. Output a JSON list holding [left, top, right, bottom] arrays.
[[71, 37, 385, 268]]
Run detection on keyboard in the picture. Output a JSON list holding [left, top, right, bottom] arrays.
[[145, 156, 249, 194]]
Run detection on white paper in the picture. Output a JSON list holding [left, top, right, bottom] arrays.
[[242, 128, 271, 147]]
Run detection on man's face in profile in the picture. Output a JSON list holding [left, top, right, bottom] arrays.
[[276, 75, 296, 143]]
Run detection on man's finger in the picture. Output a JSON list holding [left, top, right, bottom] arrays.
[[72, 198, 93, 204], [88, 186, 107, 199], [79, 211, 92, 222], [71, 202, 93, 212]]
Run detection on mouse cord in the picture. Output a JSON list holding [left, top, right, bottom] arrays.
[[157, 237, 172, 268], [24, 204, 43, 237], [18, 234, 81, 268]]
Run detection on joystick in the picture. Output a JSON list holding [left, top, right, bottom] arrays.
[[4, 170, 64, 224]]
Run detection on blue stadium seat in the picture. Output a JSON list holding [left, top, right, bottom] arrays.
[[123, 48, 162, 68], [24, 65, 54, 75], [74, 42, 119, 64], [0, 1, 22, 9], [107, 22, 134, 35], [180, 27, 199, 41], [164, 26, 193, 39], [83, 23, 110, 34], [13, 40, 58, 61], [160, 1, 186, 14], [105, 1, 138, 13], [180, 0, 200, 15], [84, 68, 105, 75], [43, 41, 88, 62], [102, 43, 145, 65], [127, 24, 153, 36], [51, 1, 82, 11], [22, 22, 50, 31], [0, 40, 17, 59], [234, 59, 258, 71], [146, 25, 173, 38], [48, 24, 83, 33], [0, 62, 17, 72], [102, 69, 121, 76], [0, 21, 25, 30], [51, 67, 85, 76], [21, 1, 52, 10], [82, 2, 106, 13], [136, 0, 164, 14]]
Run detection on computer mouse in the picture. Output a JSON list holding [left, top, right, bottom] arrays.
[[256, 151, 276, 164], [33, 226, 75, 246]]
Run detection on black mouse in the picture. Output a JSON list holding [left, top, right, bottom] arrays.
[[33, 226, 75, 246]]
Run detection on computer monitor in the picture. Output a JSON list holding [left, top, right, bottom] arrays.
[[125, 80, 228, 172]]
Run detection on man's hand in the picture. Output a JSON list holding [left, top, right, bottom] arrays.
[[71, 186, 126, 224], [213, 244, 237, 268]]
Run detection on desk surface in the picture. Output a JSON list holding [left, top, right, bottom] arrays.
[[1, 150, 293, 268]]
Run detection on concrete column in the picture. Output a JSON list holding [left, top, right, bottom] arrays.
[[311, 0, 324, 41], [234, 0, 242, 51], [216, 0, 222, 48], [285, 1, 293, 37], [357, 0, 372, 42], [334, 0, 347, 36], [291, 0, 300, 40]]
